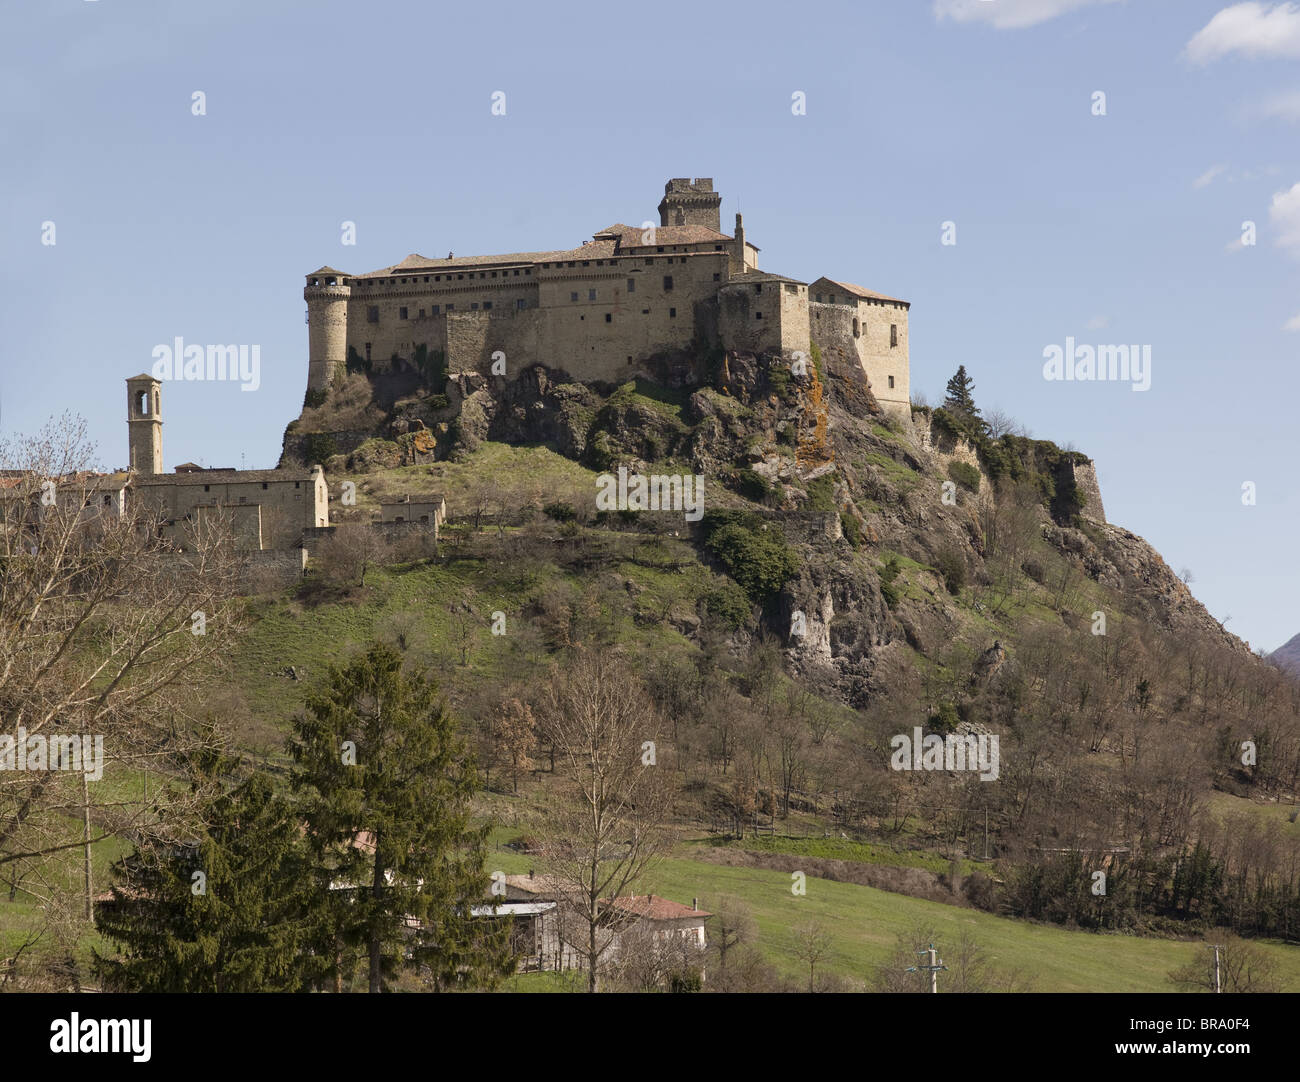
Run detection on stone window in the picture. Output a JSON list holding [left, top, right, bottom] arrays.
[[294, 481, 300, 488], [755, 311, 763, 319], [484, 301, 492, 310], [656, 246, 664, 253], [713, 273, 720, 281], [852, 318, 859, 338], [516, 298, 527, 309], [582, 261, 589, 267], [262, 482, 268, 490], [714, 244, 722, 250], [588, 289, 596, 301], [644, 258, 653, 265], [891, 324, 898, 347], [627, 278, 635, 292], [663, 275, 673, 291], [815, 293, 822, 302], [367, 306, 379, 323], [525, 269, 531, 275], [888, 376, 895, 389], [365, 343, 372, 360], [754, 283, 762, 293], [399, 307, 408, 320], [457, 274, 464, 280], [669, 308, 676, 318], [605, 313, 612, 323], [471, 302, 479, 310], [480, 272, 486, 279], [641, 309, 649, 314], [203, 485, 210, 493], [239, 496, 247, 504], [445, 304, 454, 311], [419, 309, 425, 318], [423, 276, 429, 282], [570, 292, 578, 302], [490, 271, 497, 278], [513, 269, 520, 276], [432, 305, 440, 315]]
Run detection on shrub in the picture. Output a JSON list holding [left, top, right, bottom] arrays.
[[543, 501, 577, 523], [928, 701, 960, 735], [933, 547, 966, 595], [1022, 557, 1046, 584], [700, 512, 799, 604], [301, 432, 337, 466], [879, 555, 902, 609], [948, 461, 981, 494], [702, 582, 753, 631], [735, 468, 775, 504], [804, 474, 836, 512], [303, 388, 328, 410], [840, 512, 863, 548]]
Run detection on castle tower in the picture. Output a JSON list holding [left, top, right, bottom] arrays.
[[126, 373, 162, 475], [305, 267, 352, 394], [658, 178, 721, 232]]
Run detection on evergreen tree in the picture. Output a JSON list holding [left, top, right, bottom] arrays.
[[943, 365, 984, 429], [92, 751, 319, 992], [289, 641, 514, 992]]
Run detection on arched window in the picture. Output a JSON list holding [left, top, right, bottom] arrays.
[[136, 390, 150, 417]]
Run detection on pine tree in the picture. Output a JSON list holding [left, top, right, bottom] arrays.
[[943, 365, 983, 428], [289, 641, 515, 992], [92, 750, 319, 992]]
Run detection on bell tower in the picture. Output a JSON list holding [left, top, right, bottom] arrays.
[[658, 178, 721, 232], [126, 373, 162, 475]]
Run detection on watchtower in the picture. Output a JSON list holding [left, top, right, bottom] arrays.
[[658, 178, 722, 232], [126, 373, 162, 475], [305, 267, 352, 392]]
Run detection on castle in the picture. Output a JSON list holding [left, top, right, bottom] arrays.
[[305, 179, 912, 417]]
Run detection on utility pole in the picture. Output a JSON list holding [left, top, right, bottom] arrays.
[[907, 943, 947, 993], [1212, 944, 1221, 994]]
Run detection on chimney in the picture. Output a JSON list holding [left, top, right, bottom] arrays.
[[693, 897, 698, 911]]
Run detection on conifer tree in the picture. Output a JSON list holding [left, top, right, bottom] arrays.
[[92, 750, 319, 992], [289, 641, 514, 992], [943, 365, 983, 429]]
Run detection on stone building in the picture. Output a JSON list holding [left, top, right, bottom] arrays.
[[304, 178, 911, 417], [123, 374, 330, 550]]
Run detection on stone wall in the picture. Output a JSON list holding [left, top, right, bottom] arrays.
[[1070, 461, 1106, 523]]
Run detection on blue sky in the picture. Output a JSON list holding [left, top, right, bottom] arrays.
[[2, 0, 1299, 651]]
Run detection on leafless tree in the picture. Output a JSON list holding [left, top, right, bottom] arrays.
[[0, 415, 242, 986], [536, 646, 674, 992], [791, 919, 833, 992]]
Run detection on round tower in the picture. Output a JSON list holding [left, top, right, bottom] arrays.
[[304, 267, 352, 394], [126, 373, 162, 475]]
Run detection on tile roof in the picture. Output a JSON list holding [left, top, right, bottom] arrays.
[[724, 270, 807, 286], [609, 894, 711, 920], [818, 278, 908, 305], [132, 469, 316, 486]]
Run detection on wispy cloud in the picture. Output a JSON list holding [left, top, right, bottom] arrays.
[[1284, 312, 1300, 330], [1086, 314, 1110, 330], [1187, 3, 1300, 63], [1252, 88, 1300, 120], [1194, 164, 1230, 188], [1269, 181, 1300, 253], [933, 0, 1122, 31]]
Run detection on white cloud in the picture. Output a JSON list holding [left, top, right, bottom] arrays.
[[1186, 3, 1300, 63], [1194, 164, 1229, 188], [1269, 181, 1300, 252], [1086, 314, 1110, 329], [933, 0, 1121, 30], [1254, 89, 1300, 120], [1284, 312, 1300, 330]]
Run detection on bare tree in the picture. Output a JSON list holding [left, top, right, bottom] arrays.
[[791, 919, 833, 992], [536, 647, 674, 992], [1169, 934, 1281, 993], [983, 406, 1016, 440], [0, 415, 242, 986]]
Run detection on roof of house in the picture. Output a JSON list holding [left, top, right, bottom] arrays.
[[308, 266, 347, 277], [593, 224, 732, 248], [504, 873, 571, 897], [608, 894, 711, 920], [380, 493, 445, 506], [131, 468, 317, 486], [723, 270, 807, 287], [815, 278, 909, 305]]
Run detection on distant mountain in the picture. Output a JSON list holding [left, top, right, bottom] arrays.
[[1270, 632, 1300, 675]]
